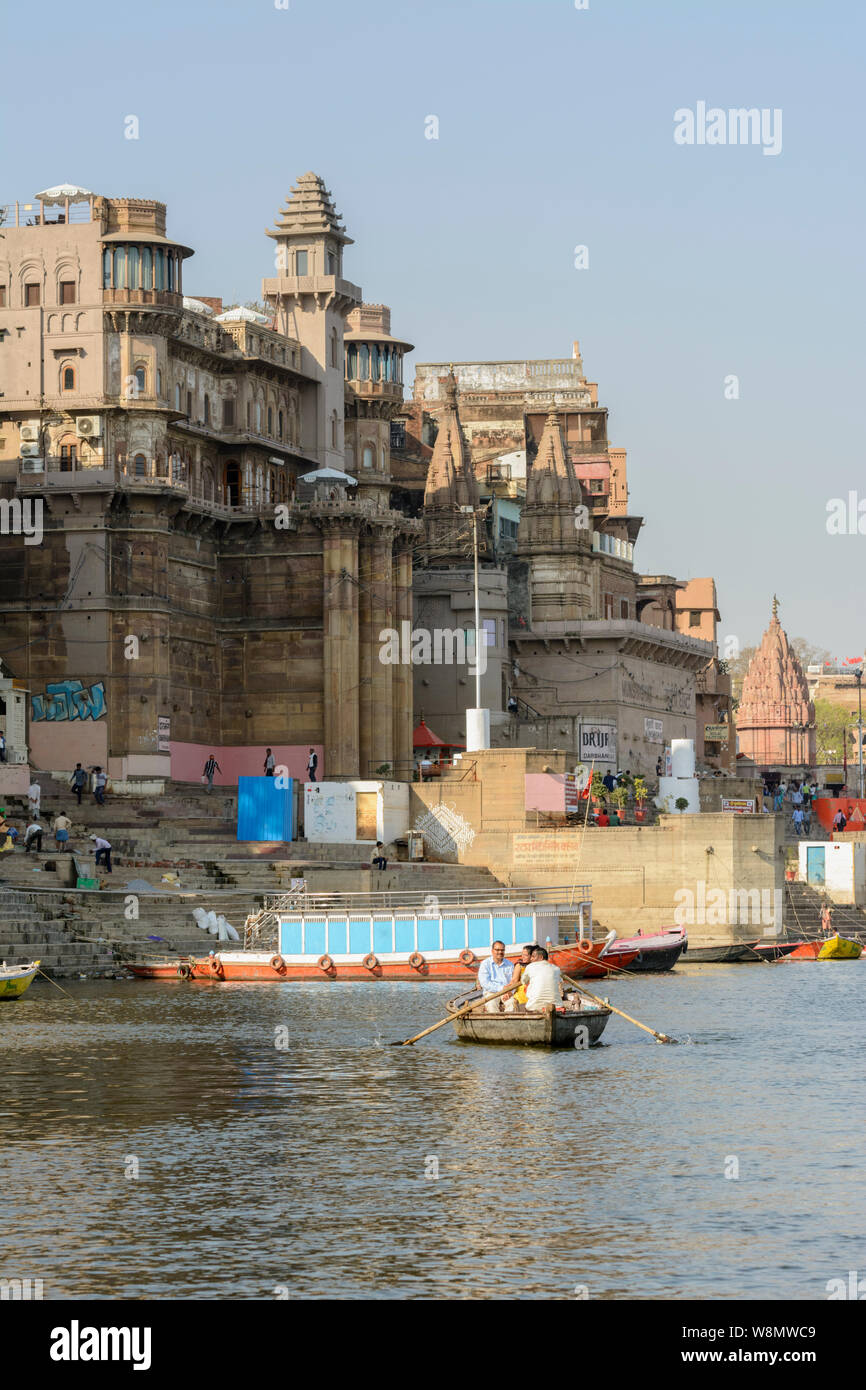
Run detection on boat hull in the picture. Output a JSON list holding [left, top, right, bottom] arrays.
[[0, 962, 39, 999], [603, 927, 687, 973], [452, 1005, 611, 1048], [681, 943, 757, 963], [128, 940, 618, 983], [817, 934, 863, 961]]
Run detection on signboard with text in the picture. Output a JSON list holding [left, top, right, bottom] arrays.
[[721, 798, 755, 814], [644, 718, 663, 743], [704, 723, 729, 743], [579, 723, 617, 767], [157, 717, 171, 753]]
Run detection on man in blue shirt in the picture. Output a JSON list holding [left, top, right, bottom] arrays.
[[478, 940, 517, 1013]]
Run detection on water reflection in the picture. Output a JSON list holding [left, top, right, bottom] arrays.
[[1, 966, 864, 1298]]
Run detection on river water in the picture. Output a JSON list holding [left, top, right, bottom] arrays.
[[1, 962, 864, 1301]]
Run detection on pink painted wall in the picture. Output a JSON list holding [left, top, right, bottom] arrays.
[[170, 742, 323, 786], [30, 722, 108, 773], [525, 773, 566, 813], [0, 765, 31, 797]]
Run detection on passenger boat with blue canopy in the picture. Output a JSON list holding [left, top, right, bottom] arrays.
[[128, 885, 621, 982]]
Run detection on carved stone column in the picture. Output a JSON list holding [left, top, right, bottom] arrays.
[[359, 526, 395, 777]]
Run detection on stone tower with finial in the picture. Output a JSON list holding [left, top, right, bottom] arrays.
[[422, 369, 480, 562], [517, 409, 594, 622], [263, 173, 361, 470], [736, 598, 816, 766]]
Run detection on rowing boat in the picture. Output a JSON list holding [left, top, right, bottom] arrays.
[[446, 993, 612, 1048], [601, 925, 687, 973], [0, 960, 40, 1000], [817, 934, 863, 961]]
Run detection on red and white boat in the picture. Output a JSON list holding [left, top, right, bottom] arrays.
[[128, 885, 627, 983], [600, 925, 688, 973]]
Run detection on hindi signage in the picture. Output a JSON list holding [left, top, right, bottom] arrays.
[[704, 723, 729, 742], [721, 798, 755, 814], [157, 716, 171, 753], [644, 718, 663, 743]]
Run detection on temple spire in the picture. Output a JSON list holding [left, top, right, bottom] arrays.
[[736, 601, 815, 767], [422, 371, 479, 560]]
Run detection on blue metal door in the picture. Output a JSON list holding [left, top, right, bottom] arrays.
[[806, 846, 825, 886]]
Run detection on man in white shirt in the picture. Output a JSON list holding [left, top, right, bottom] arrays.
[[24, 820, 43, 854], [521, 946, 563, 1012], [90, 833, 112, 873]]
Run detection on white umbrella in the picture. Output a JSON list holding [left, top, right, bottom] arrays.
[[34, 184, 93, 205], [299, 467, 357, 485]]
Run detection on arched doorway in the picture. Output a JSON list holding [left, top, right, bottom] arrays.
[[224, 460, 241, 507]]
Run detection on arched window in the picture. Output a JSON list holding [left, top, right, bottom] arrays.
[[278, 409, 284, 440], [186, 390, 192, 417], [202, 464, 214, 501], [127, 246, 140, 290], [362, 445, 374, 469], [135, 365, 146, 396], [175, 383, 181, 410], [256, 402, 263, 432], [381, 446, 387, 471], [371, 345, 381, 381], [204, 394, 210, 425], [266, 469, 275, 503], [244, 461, 254, 502], [255, 465, 264, 504], [61, 365, 75, 392], [267, 406, 273, 435], [358, 345, 369, 381], [141, 247, 153, 290], [102, 248, 112, 289], [157, 369, 163, 398], [246, 401, 251, 428], [154, 249, 164, 290], [59, 434, 78, 471], [114, 247, 126, 289], [167, 253, 175, 292], [133, 453, 147, 477], [224, 461, 241, 507]]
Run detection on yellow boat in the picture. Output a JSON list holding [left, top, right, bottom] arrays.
[[0, 960, 40, 999], [817, 935, 863, 961]]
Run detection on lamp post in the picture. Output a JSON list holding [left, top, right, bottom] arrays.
[[856, 668, 864, 799], [460, 503, 489, 751]]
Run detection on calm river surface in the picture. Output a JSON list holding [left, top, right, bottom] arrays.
[[1, 962, 864, 1300]]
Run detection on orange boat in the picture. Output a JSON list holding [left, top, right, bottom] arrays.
[[787, 940, 823, 960], [127, 885, 633, 982]]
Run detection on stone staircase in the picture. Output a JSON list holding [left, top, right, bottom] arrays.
[[783, 879, 866, 938], [0, 885, 117, 976]]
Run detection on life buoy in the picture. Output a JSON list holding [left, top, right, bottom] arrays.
[[317, 954, 334, 973], [459, 949, 475, 967], [578, 940, 594, 954], [177, 963, 192, 980], [208, 956, 223, 977], [270, 955, 287, 974], [362, 953, 379, 971], [408, 952, 425, 970]]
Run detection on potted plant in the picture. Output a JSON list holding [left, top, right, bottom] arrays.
[[675, 796, 690, 814], [610, 785, 628, 823], [633, 776, 648, 822]]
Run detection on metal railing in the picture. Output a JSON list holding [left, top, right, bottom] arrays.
[[260, 884, 592, 914]]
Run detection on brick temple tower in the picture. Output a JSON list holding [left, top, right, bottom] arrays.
[[517, 410, 594, 623], [422, 370, 480, 562], [736, 598, 816, 766]]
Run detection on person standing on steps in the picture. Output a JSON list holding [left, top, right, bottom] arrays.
[[70, 764, 87, 805], [264, 748, 275, 777], [203, 754, 221, 793], [92, 766, 107, 806], [54, 811, 72, 851], [307, 747, 318, 783]]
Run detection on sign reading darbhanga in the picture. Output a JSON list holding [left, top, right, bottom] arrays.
[[579, 722, 617, 767], [721, 798, 755, 814], [704, 724, 729, 742], [157, 717, 170, 752], [644, 718, 664, 742]]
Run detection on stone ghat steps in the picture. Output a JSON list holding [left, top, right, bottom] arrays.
[[784, 880, 866, 935]]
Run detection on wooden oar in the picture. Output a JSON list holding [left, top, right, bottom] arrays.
[[391, 976, 518, 1046], [36, 967, 76, 1001], [561, 972, 678, 1044]]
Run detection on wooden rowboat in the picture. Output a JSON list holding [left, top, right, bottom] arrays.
[[446, 992, 612, 1047], [0, 960, 40, 1000], [817, 934, 863, 961]]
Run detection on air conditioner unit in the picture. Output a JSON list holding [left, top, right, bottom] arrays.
[[21, 458, 45, 473], [19, 422, 40, 443], [76, 415, 102, 439], [20, 442, 42, 457]]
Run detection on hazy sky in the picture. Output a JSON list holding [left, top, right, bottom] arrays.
[[5, 0, 863, 654]]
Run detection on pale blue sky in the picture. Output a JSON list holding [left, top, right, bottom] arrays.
[[4, 0, 863, 653]]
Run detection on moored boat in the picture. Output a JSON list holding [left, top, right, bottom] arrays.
[[787, 940, 823, 960], [129, 885, 611, 983], [0, 960, 40, 1000], [817, 934, 863, 961], [601, 925, 687, 973], [744, 940, 801, 962], [679, 942, 757, 964]]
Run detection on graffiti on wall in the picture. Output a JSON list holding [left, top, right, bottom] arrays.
[[31, 680, 106, 722]]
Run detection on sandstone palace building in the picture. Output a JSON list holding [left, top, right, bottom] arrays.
[[0, 178, 420, 784]]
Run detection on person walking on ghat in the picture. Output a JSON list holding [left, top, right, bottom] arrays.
[[92, 766, 107, 806], [203, 755, 221, 793], [70, 763, 87, 804], [264, 748, 275, 777], [90, 833, 112, 873], [792, 806, 805, 836], [820, 904, 833, 937], [307, 748, 318, 783]]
